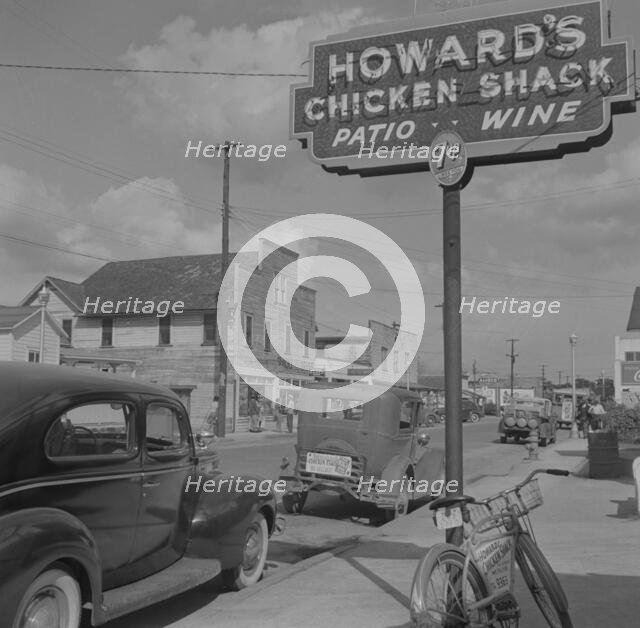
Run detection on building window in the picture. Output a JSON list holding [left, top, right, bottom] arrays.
[[381, 346, 388, 371], [158, 316, 171, 346], [285, 324, 292, 354], [304, 330, 310, 357], [264, 321, 272, 352], [62, 319, 72, 346], [203, 312, 216, 345], [101, 318, 113, 347], [244, 314, 253, 347], [625, 352, 640, 361], [28, 350, 40, 363], [274, 275, 287, 304]]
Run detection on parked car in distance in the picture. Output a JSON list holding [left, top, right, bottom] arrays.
[[0, 362, 283, 628], [498, 397, 557, 446], [279, 384, 445, 521], [430, 397, 482, 424]]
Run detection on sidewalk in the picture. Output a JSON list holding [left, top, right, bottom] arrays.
[[209, 419, 298, 448], [173, 434, 640, 627]]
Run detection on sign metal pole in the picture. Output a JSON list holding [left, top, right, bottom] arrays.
[[442, 183, 463, 545]]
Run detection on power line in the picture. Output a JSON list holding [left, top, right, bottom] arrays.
[[0, 231, 112, 261], [0, 123, 222, 214], [0, 62, 306, 77]]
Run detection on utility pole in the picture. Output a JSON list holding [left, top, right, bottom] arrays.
[[557, 370, 562, 386], [505, 339, 519, 398], [601, 369, 605, 401], [216, 140, 233, 438], [539, 364, 546, 398]]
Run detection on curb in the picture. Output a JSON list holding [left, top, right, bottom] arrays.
[[220, 541, 360, 605]]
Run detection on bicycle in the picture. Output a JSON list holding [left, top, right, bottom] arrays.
[[410, 468, 572, 628]]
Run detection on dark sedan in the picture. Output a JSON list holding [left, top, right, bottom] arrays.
[[0, 362, 282, 628]]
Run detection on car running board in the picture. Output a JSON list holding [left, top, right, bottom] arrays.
[[100, 557, 222, 622]]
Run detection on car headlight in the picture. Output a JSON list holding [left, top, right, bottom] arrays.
[[528, 418, 538, 429], [516, 418, 528, 428], [504, 417, 516, 427]]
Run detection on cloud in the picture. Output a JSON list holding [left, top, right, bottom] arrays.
[[59, 177, 219, 260], [0, 165, 219, 303], [118, 9, 371, 145]]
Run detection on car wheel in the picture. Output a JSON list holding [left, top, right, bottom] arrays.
[[282, 491, 306, 514], [13, 566, 81, 628], [222, 512, 269, 590], [500, 435, 507, 444], [469, 413, 480, 423]]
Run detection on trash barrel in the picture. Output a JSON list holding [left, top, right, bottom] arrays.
[[588, 432, 620, 479]]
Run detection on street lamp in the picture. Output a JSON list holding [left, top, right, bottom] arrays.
[[569, 333, 578, 439], [38, 285, 50, 363]]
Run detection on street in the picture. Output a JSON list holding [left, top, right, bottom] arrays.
[[105, 415, 561, 627]]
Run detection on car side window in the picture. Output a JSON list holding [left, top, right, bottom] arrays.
[[45, 402, 135, 459], [145, 403, 188, 455]]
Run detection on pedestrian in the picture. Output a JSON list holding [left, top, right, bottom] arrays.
[[205, 396, 219, 436], [589, 398, 605, 431], [286, 394, 295, 434], [257, 398, 266, 432], [248, 395, 260, 432], [275, 402, 285, 433], [575, 400, 587, 438]]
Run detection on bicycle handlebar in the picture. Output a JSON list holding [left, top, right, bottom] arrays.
[[473, 468, 570, 507]]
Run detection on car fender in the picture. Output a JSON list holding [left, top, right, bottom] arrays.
[[186, 472, 277, 569], [0, 507, 103, 624], [380, 454, 414, 485], [413, 447, 446, 486]]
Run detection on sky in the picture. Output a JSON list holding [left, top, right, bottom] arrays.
[[0, 0, 639, 381]]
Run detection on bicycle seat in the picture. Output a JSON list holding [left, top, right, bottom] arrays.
[[428, 494, 475, 510]]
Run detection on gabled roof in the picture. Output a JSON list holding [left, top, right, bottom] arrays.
[[22, 248, 314, 316], [20, 276, 85, 311], [0, 306, 68, 338], [81, 254, 226, 312], [48, 277, 85, 308], [627, 287, 640, 331], [0, 306, 40, 329]]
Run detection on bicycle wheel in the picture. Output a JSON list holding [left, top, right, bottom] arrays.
[[410, 543, 491, 627], [515, 533, 572, 628]]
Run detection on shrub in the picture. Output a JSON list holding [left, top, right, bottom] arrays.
[[601, 404, 640, 443]]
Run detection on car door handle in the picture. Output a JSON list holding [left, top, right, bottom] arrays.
[[142, 481, 160, 488]]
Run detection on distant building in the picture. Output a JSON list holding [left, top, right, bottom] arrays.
[[0, 305, 67, 364], [614, 287, 640, 406], [20, 244, 316, 431], [315, 320, 418, 387]]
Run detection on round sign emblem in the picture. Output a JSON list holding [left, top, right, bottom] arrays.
[[429, 130, 468, 187]]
